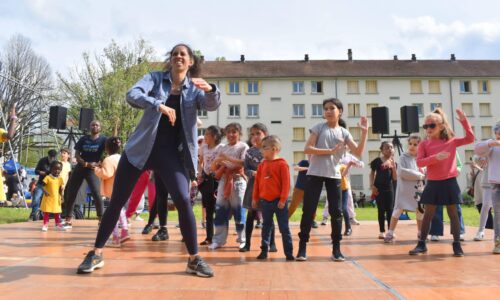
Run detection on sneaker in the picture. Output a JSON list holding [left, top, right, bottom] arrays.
[[332, 243, 345, 262], [409, 241, 427, 255], [142, 224, 154, 234], [269, 243, 278, 253], [285, 255, 295, 261], [321, 217, 328, 226], [107, 235, 121, 248], [152, 227, 169, 241], [239, 244, 250, 252], [378, 232, 385, 239], [77, 250, 104, 274], [200, 239, 212, 246], [62, 221, 73, 230], [344, 228, 353, 236], [453, 241, 464, 257], [208, 242, 222, 250], [186, 256, 214, 277], [384, 232, 394, 243], [120, 232, 131, 243], [493, 237, 500, 254], [312, 221, 319, 229], [55, 224, 67, 231], [431, 235, 439, 242], [460, 234, 465, 242], [296, 242, 307, 261], [350, 218, 360, 225], [255, 222, 263, 229], [41, 224, 48, 232], [256, 251, 268, 260], [474, 231, 485, 241], [134, 214, 144, 221]]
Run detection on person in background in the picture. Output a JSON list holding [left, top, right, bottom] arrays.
[[0, 104, 17, 205], [31, 149, 58, 221]]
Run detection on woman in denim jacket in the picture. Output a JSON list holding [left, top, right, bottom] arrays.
[[77, 43, 221, 277]]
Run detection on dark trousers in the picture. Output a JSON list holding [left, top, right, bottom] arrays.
[[260, 199, 293, 256], [200, 177, 217, 241], [299, 175, 342, 245], [246, 208, 275, 249], [65, 165, 103, 218], [154, 172, 169, 227], [94, 136, 197, 255], [375, 189, 394, 233]]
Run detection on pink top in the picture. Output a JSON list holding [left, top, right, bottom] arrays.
[[416, 119, 474, 181]]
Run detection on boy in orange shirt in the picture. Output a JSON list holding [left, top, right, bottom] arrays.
[[253, 135, 294, 260]]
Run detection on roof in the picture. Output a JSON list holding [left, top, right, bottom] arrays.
[[199, 59, 500, 79]]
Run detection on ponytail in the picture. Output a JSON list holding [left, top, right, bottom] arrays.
[[432, 108, 455, 141]]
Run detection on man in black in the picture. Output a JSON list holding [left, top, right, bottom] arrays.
[[30, 149, 58, 221], [63, 120, 106, 228]]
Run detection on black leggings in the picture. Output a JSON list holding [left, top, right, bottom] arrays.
[[200, 177, 217, 241], [375, 189, 394, 233], [94, 137, 197, 254], [420, 204, 461, 242], [65, 164, 103, 218], [146, 173, 170, 226]]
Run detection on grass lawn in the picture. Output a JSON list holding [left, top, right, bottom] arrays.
[[0, 203, 483, 226]]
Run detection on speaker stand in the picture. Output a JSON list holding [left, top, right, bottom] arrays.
[[59, 127, 82, 151], [382, 130, 409, 156]]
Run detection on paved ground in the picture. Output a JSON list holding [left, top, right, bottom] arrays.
[[0, 219, 499, 300]]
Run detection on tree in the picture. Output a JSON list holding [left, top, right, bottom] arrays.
[[58, 39, 159, 140], [0, 34, 54, 164]]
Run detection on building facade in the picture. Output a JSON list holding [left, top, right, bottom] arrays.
[[199, 56, 500, 194]]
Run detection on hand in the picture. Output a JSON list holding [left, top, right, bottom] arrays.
[[436, 151, 450, 160], [43, 191, 50, 196], [371, 186, 378, 196], [358, 116, 368, 132], [278, 201, 285, 209], [191, 78, 213, 92], [455, 108, 466, 122], [159, 104, 176, 126], [86, 162, 97, 170], [330, 143, 344, 154], [250, 170, 256, 177]]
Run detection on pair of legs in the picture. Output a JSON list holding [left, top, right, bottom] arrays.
[[375, 189, 394, 234], [126, 170, 156, 219], [259, 199, 293, 258], [430, 205, 465, 236], [199, 175, 217, 243], [30, 183, 44, 220], [244, 208, 275, 251], [42, 212, 61, 225], [65, 165, 104, 222], [387, 208, 423, 239], [420, 204, 461, 242], [476, 187, 494, 235]]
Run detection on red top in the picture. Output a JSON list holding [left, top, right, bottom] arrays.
[[416, 119, 475, 180], [253, 158, 290, 205]]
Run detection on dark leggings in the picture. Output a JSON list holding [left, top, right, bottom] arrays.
[[299, 175, 342, 244], [200, 179, 217, 241], [65, 164, 103, 219], [420, 204, 461, 242], [95, 138, 197, 254], [246, 209, 275, 248], [375, 189, 394, 233], [155, 172, 170, 227]]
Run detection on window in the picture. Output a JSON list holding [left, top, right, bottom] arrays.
[[311, 81, 323, 94], [270, 97, 281, 102], [366, 103, 378, 117], [350, 175, 364, 190], [293, 151, 305, 164], [460, 80, 471, 93], [464, 150, 475, 163], [347, 80, 359, 94], [293, 104, 305, 117], [247, 104, 259, 118], [365, 80, 378, 94], [478, 80, 490, 94], [293, 128, 306, 141], [247, 81, 260, 94], [389, 96, 400, 101], [197, 109, 207, 117], [349, 127, 361, 141], [228, 81, 240, 94], [412, 103, 424, 117], [197, 128, 206, 136], [367, 127, 380, 140], [368, 150, 380, 163], [479, 103, 491, 116], [292, 81, 304, 94], [347, 103, 360, 117], [311, 104, 323, 117], [410, 80, 423, 94], [461, 103, 473, 116], [430, 103, 441, 111], [429, 80, 441, 94], [229, 105, 240, 117], [481, 126, 492, 140]]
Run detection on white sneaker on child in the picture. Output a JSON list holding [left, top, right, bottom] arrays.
[[41, 225, 48, 232], [474, 231, 485, 241], [431, 235, 439, 241], [378, 232, 385, 239]]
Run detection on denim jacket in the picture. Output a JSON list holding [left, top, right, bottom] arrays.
[[125, 71, 221, 178]]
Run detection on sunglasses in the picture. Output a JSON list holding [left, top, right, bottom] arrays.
[[423, 123, 437, 130]]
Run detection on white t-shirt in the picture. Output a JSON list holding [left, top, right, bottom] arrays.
[[218, 141, 249, 170], [201, 143, 224, 175]]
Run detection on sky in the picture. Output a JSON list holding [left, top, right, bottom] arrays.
[[2, 0, 500, 75]]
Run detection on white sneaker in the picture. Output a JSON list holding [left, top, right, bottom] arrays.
[[460, 234, 465, 241], [474, 231, 484, 241], [350, 218, 360, 225], [378, 232, 385, 239], [431, 235, 439, 241], [134, 214, 144, 221], [41, 225, 48, 232], [55, 224, 66, 231], [62, 221, 73, 229], [208, 242, 221, 250]]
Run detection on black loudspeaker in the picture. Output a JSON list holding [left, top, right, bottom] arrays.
[[371, 106, 389, 134], [401, 106, 419, 134], [49, 106, 67, 130], [79, 108, 94, 131]]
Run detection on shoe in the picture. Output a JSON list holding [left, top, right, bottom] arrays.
[[350, 218, 360, 225], [460, 234, 465, 242], [409, 241, 427, 255], [378, 232, 385, 239], [453, 241, 464, 257], [62, 221, 72, 230], [285, 255, 295, 261], [256, 251, 268, 260], [41, 224, 48, 232], [77, 250, 104, 274], [312, 221, 319, 229], [201, 222, 206, 229], [120, 232, 131, 243], [296, 242, 307, 261], [384, 232, 394, 243], [344, 228, 353, 236], [321, 217, 328, 226], [134, 214, 144, 221], [142, 224, 154, 234], [332, 243, 345, 262], [239, 244, 250, 252], [200, 239, 211, 246], [186, 256, 214, 278], [269, 244, 278, 253], [474, 231, 484, 241], [255, 222, 263, 229], [431, 235, 439, 242], [152, 227, 169, 241], [55, 224, 66, 231], [107, 235, 121, 248], [208, 242, 222, 250], [493, 237, 500, 254]]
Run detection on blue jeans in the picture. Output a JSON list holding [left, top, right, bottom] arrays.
[[430, 204, 465, 235], [30, 183, 44, 220], [260, 199, 293, 256]]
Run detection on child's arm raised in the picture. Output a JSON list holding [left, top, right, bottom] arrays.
[[345, 116, 368, 158]]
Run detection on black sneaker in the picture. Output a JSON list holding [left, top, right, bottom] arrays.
[[256, 251, 268, 260], [152, 227, 169, 241], [332, 243, 345, 262], [344, 228, 352, 236], [239, 244, 250, 252], [296, 242, 307, 261], [285, 254, 295, 261], [142, 224, 154, 235], [200, 239, 212, 246], [409, 241, 427, 255], [269, 243, 278, 253], [453, 241, 464, 257], [186, 256, 214, 277], [77, 250, 104, 274]]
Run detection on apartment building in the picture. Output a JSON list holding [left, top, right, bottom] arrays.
[[199, 54, 500, 193]]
